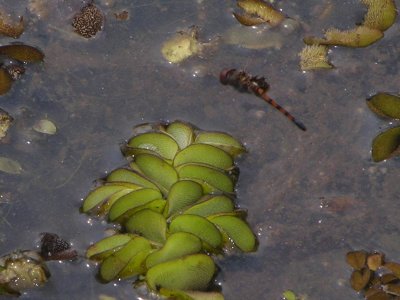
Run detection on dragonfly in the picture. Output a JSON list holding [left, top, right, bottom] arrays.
[[220, 68, 306, 131]]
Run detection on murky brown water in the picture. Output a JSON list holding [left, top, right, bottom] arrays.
[[0, 0, 399, 299]]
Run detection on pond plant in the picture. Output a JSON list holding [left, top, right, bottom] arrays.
[[366, 93, 400, 162], [81, 120, 257, 299]]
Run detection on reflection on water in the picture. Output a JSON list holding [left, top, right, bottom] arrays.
[[0, 0, 399, 299]]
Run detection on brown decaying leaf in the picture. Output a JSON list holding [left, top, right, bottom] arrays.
[[350, 268, 371, 291], [0, 44, 44, 63], [367, 253, 384, 271], [0, 14, 24, 38], [0, 69, 13, 95], [385, 262, 400, 278], [346, 250, 367, 270], [0, 108, 13, 140], [40, 232, 78, 261], [233, 12, 266, 26]]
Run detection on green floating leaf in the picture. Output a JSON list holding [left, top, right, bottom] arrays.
[[0, 156, 22, 175], [371, 126, 400, 162], [125, 209, 167, 244], [97, 188, 134, 215], [146, 232, 202, 269], [0, 44, 44, 63], [165, 180, 204, 217], [236, 0, 286, 27], [86, 234, 133, 261], [81, 182, 142, 213], [208, 214, 257, 252], [99, 236, 151, 282], [166, 121, 195, 149], [282, 290, 297, 300], [133, 153, 178, 195], [111, 199, 167, 224], [177, 163, 234, 193], [108, 188, 162, 222], [304, 26, 383, 48], [160, 288, 225, 300], [127, 132, 179, 160], [174, 144, 234, 170], [367, 93, 400, 119], [146, 254, 216, 291], [183, 195, 235, 217], [362, 0, 397, 31], [106, 168, 159, 190], [169, 214, 222, 250], [195, 131, 246, 157]]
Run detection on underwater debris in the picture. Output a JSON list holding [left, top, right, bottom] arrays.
[[0, 13, 24, 38], [346, 250, 400, 299], [0, 250, 50, 296], [299, 44, 333, 71], [161, 27, 204, 64], [0, 108, 13, 141], [82, 120, 253, 298], [72, 3, 104, 38], [0, 157, 22, 174], [33, 119, 57, 135], [40, 233, 77, 261], [234, 0, 286, 27]]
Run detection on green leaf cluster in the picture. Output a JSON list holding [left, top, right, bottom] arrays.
[[367, 93, 400, 162], [82, 121, 256, 299]]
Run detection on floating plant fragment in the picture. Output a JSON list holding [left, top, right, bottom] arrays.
[[125, 209, 167, 244], [0, 156, 22, 174], [0, 44, 44, 63], [100, 236, 151, 282], [208, 214, 257, 252], [173, 144, 234, 170], [0, 108, 13, 140], [72, 3, 104, 38], [127, 132, 179, 160], [33, 119, 57, 135], [165, 121, 195, 149], [346, 250, 400, 299], [82, 120, 257, 297], [299, 45, 333, 71], [146, 254, 216, 291], [160, 289, 225, 300], [86, 234, 133, 261], [170, 214, 223, 250], [0, 250, 50, 296], [40, 232, 77, 261], [145, 232, 202, 269], [0, 69, 13, 95], [367, 93, 400, 119], [235, 0, 286, 27], [164, 180, 203, 217], [161, 27, 203, 64], [362, 0, 397, 31], [371, 126, 400, 162], [304, 26, 383, 48], [194, 131, 246, 157]]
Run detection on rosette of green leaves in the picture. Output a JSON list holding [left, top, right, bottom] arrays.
[[81, 121, 257, 297], [367, 93, 400, 162]]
